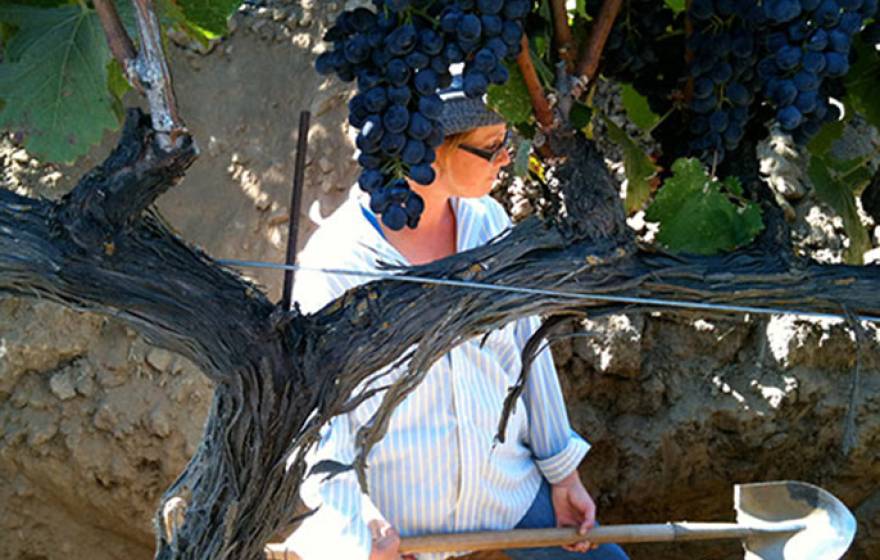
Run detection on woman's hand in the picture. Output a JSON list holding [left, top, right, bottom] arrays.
[[368, 519, 415, 560], [550, 471, 598, 553]]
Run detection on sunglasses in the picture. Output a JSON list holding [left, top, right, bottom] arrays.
[[457, 130, 512, 164]]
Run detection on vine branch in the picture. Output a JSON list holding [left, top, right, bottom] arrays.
[[573, 0, 624, 99], [93, 0, 140, 90], [131, 0, 186, 147], [549, 0, 575, 72], [515, 34, 555, 158]]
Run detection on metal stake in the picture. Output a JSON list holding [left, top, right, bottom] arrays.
[[281, 110, 310, 311]]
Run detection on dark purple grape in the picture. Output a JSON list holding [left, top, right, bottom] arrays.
[[369, 190, 391, 214], [418, 95, 443, 119], [358, 153, 383, 170], [407, 112, 432, 140], [473, 48, 497, 73], [414, 69, 439, 95], [401, 139, 426, 165], [388, 86, 411, 106], [380, 132, 407, 156], [382, 204, 407, 230], [386, 59, 411, 86], [364, 87, 388, 112], [764, 0, 802, 23], [409, 163, 436, 185], [777, 105, 804, 129], [383, 104, 410, 134], [481, 14, 503, 36], [359, 169, 385, 192], [406, 51, 430, 70]]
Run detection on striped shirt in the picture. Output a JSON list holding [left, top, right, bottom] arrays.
[[285, 188, 590, 559]]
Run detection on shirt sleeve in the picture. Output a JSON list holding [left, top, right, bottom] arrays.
[[515, 315, 591, 484], [282, 413, 380, 560]]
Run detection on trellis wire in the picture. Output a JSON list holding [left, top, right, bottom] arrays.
[[217, 258, 880, 324]]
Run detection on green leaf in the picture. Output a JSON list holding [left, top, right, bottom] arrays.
[[845, 38, 880, 130], [664, 0, 686, 14], [806, 118, 846, 156], [177, 0, 242, 39], [569, 100, 592, 131], [602, 116, 658, 215], [808, 156, 871, 264], [572, 0, 588, 18], [620, 83, 661, 132], [513, 139, 532, 178], [487, 60, 534, 126], [0, 4, 119, 163], [645, 158, 764, 254], [106, 58, 131, 122]]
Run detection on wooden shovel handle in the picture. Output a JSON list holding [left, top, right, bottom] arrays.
[[265, 522, 804, 557], [399, 523, 788, 554]]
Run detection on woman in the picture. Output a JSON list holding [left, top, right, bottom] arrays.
[[286, 77, 627, 560]]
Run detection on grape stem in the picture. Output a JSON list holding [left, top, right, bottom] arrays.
[[549, 0, 575, 73], [572, 0, 624, 99]]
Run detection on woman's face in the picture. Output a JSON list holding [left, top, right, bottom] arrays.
[[431, 123, 511, 198]]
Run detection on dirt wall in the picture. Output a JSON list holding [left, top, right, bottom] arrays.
[[1, 3, 877, 559]]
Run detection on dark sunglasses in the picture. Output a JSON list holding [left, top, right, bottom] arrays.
[[457, 130, 511, 164]]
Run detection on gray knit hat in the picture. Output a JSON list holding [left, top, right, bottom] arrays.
[[437, 64, 505, 137]]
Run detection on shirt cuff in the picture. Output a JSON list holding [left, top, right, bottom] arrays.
[[282, 506, 372, 560], [534, 432, 591, 484]]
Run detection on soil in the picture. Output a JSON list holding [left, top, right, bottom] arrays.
[[1, 2, 878, 560]]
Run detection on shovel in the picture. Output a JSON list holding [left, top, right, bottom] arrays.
[[264, 480, 856, 560]]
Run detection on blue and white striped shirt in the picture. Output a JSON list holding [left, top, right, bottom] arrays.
[[285, 189, 590, 559]]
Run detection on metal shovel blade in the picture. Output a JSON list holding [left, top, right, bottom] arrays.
[[736, 481, 857, 560]]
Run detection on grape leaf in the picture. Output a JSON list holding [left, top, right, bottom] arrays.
[[807, 119, 846, 156], [513, 139, 532, 178], [845, 38, 880, 130], [487, 61, 533, 126], [176, 0, 241, 39], [602, 116, 657, 215], [808, 156, 871, 264], [645, 158, 764, 254], [620, 83, 661, 132], [569, 100, 592, 131], [0, 3, 118, 163], [664, 0, 686, 14], [107, 59, 131, 122]]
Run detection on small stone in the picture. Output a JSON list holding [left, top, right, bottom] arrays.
[[11, 149, 28, 164], [273, 8, 286, 21], [298, 12, 312, 27], [49, 372, 77, 401], [27, 414, 58, 446], [146, 348, 175, 372], [250, 19, 268, 33], [292, 32, 311, 49], [75, 373, 96, 397], [93, 403, 116, 432], [149, 406, 172, 438]]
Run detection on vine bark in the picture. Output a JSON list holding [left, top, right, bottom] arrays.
[[1, 107, 878, 559]]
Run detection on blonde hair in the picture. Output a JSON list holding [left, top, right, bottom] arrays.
[[435, 128, 483, 175]]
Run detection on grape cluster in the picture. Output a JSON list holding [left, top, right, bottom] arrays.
[[757, 0, 878, 142], [686, 0, 767, 163], [593, 0, 683, 115], [314, 0, 531, 230]]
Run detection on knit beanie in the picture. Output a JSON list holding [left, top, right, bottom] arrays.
[[437, 64, 505, 137]]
